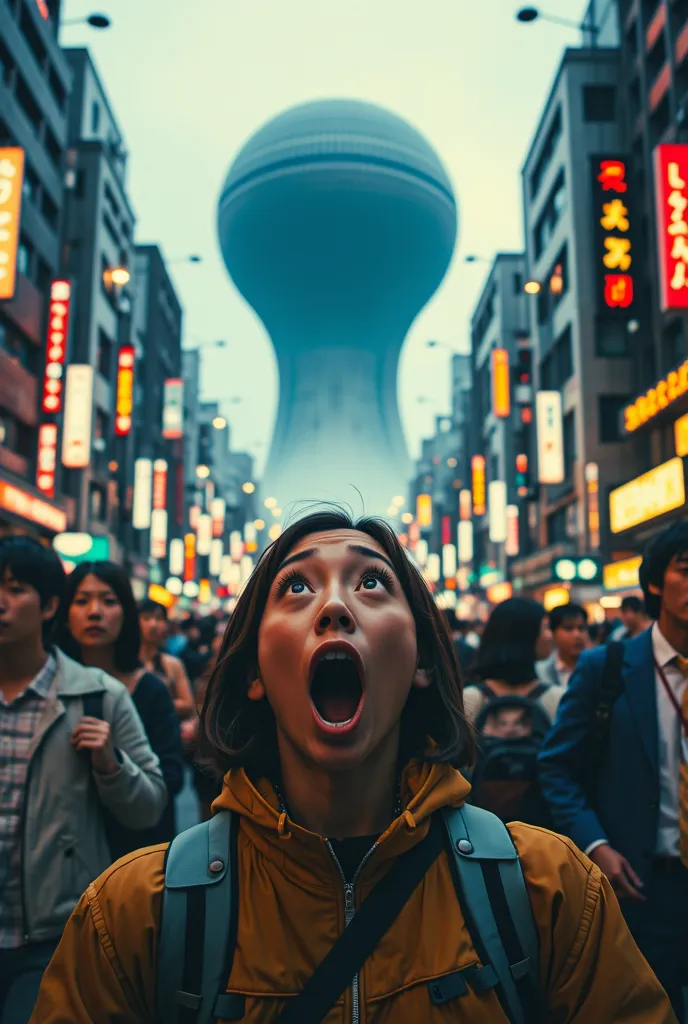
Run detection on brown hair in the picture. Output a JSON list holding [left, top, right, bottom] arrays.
[[200, 509, 475, 779]]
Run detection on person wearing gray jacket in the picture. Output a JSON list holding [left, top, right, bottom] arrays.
[[0, 536, 167, 1024]]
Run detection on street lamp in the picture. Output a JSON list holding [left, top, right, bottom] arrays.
[[61, 13, 111, 28], [212, 416, 227, 430], [515, 7, 598, 44], [168, 254, 203, 265], [196, 464, 210, 479]]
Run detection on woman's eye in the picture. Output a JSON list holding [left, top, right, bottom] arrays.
[[290, 581, 307, 595], [361, 575, 382, 591]]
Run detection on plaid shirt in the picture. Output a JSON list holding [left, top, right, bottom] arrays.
[[0, 655, 58, 948]]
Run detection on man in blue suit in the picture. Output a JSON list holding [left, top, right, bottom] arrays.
[[539, 521, 688, 1017]]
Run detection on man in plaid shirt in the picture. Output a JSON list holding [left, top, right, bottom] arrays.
[[0, 536, 167, 1023]]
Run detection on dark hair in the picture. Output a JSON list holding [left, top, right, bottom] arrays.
[[55, 561, 141, 672], [139, 597, 168, 620], [549, 602, 587, 632], [200, 509, 475, 779], [639, 522, 688, 619], [621, 595, 645, 615], [0, 535, 66, 641], [180, 616, 198, 633], [471, 597, 547, 686]]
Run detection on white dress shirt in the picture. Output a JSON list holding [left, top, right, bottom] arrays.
[[585, 623, 686, 859]]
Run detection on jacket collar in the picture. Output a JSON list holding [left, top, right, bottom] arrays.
[[622, 628, 658, 776], [53, 649, 110, 697], [212, 760, 471, 886]]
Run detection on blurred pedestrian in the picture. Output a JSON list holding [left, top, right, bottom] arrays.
[[537, 602, 588, 688], [619, 595, 652, 640], [539, 521, 688, 1018], [179, 615, 213, 684], [465, 597, 563, 826], [56, 562, 183, 860], [441, 608, 475, 674], [138, 598, 195, 733], [0, 537, 165, 1024]]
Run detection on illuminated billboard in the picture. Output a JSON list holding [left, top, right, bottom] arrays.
[[416, 493, 432, 528], [132, 458, 153, 530], [536, 391, 565, 485], [609, 457, 685, 533], [152, 459, 168, 510], [41, 280, 71, 414], [471, 456, 486, 516], [488, 480, 507, 543], [62, 365, 94, 469], [36, 423, 58, 498], [0, 148, 25, 301], [623, 358, 688, 433], [162, 378, 184, 439], [654, 144, 688, 310], [491, 348, 511, 418], [115, 346, 135, 436], [592, 156, 634, 312]]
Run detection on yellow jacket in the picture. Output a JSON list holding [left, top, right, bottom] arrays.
[[32, 761, 676, 1022]]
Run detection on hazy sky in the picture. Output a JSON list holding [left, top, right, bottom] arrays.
[[62, 0, 588, 472]]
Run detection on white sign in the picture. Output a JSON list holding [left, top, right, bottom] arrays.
[[61, 365, 94, 468], [162, 378, 184, 439], [426, 553, 441, 583], [415, 539, 428, 568], [197, 513, 212, 556], [210, 538, 223, 576], [220, 554, 233, 585], [150, 508, 168, 558], [442, 543, 457, 579], [505, 505, 520, 557], [133, 458, 153, 530], [230, 530, 244, 562], [536, 391, 565, 485], [169, 538, 185, 577], [488, 480, 508, 543], [458, 521, 474, 564]]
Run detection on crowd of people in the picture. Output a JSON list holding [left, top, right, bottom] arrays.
[[0, 516, 686, 1022]]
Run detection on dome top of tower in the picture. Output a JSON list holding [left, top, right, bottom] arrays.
[[221, 98, 454, 203]]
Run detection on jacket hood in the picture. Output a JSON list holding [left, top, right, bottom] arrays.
[[212, 761, 471, 883]]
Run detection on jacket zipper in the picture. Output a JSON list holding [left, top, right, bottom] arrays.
[[326, 841, 378, 1024]]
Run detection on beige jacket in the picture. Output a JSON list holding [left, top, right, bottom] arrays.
[[18, 650, 167, 942]]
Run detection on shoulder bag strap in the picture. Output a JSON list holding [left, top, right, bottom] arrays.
[[82, 692, 105, 720], [441, 805, 544, 1024], [275, 816, 445, 1024], [157, 811, 244, 1024], [593, 641, 625, 749]]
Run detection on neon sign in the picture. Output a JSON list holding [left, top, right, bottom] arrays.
[[654, 144, 688, 310], [41, 280, 71, 413], [593, 157, 634, 312]]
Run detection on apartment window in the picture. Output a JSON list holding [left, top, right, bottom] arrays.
[[563, 410, 576, 481], [533, 171, 567, 259], [540, 324, 573, 390], [97, 329, 114, 380], [0, 316, 36, 372], [22, 163, 39, 203], [16, 239, 31, 277], [89, 482, 107, 521], [40, 189, 58, 230], [92, 101, 100, 133], [596, 317, 629, 357], [547, 506, 568, 545], [103, 211, 120, 249], [599, 396, 628, 443], [662, 318, 685, 372], [48, 66, 66, 111], [529, 107, 562, 201], [582, 85, 616, 122], [513, 272, 523, 295], [15, 74, 41, 133], [44, 126, 62, 170], [19, 6, 47, 71]]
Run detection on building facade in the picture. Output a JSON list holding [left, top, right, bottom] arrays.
[[0, 0, 71, 537]]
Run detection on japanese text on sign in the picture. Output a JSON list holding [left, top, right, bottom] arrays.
[[594, 157, 634, 311], [471, 456, 486, 516], [36, 424, 58, 498], [42, 281, 72, 414], [115, 346, 135, 436], [654, 145, 688, 310], [623, 358, 688, 432], [0, 149, 25, 302]]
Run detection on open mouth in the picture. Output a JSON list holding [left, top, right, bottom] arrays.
[[309, 650, 364, 729]]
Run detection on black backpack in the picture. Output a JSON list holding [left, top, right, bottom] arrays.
[[469, 684, 554, 826]]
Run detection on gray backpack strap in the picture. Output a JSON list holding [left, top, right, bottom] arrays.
[[157, 811, 244, 1024], [442, 805, 541, 1024]]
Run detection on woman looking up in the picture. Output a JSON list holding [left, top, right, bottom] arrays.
[[55, 562, 184, 859], [33, 514, 674, 1023], [138, 599, 195, 748]]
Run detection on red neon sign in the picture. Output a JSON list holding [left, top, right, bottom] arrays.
[[654, 144, 688, 310], [115, 346, 135, 436], [36, 423, 58, 498], [41, 280, 71, 414]]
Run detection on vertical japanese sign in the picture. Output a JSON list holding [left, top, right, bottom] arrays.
[[416, 493, 432, 528], [592, 157, 634, 313], [183, 533, 196, 582], [62, 365, 94, 469], [654, 144, 688, 310], [132, 458, 153, 529], [115, 346, 135, 436], [210, 497, 226, 537], [585, 462, 600, 550], [459, 489, 472, 521], [152, 459, 168, 510], [162, 378, 184, 439], [471, 456, 486, 516], [536, 391, 565, 485], [505, 506, 520, 557], [491, 348, 511, 418], [42, 280, 71, 413], [0, 148, 24, 301], [150, 509, 168, 559], [36, 423, 58, 498], [488, 480, 507, 543]]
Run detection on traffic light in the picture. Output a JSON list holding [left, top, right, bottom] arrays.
[[553, 557, 602, 584], [517, 348, 532, 385], [515, 453, 529, 497]]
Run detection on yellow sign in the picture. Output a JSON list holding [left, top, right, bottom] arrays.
[[416, 494, 432, 528], [603, 556, 642, 592], [486, 582, 513, 604], [148, 584, 174, 609], [0, 148, 25, 301], [623, 358, 688, 433], [675, 412, 688, 457], [543, 587, 570, 612], [609, 457, 685, 533]]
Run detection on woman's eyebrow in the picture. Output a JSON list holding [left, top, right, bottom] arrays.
[[347, 544, 396, 573], [276, 548, 319, 573]]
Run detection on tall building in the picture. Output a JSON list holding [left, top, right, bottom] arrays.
[[469, 253, 530, 583], [0, 0, 71, 537], [59, 48, 135, 557], [516, 45, 642, 600], [408, 414, 462, 572], [218, 99, 457, 516]]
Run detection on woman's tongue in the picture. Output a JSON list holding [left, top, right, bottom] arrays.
[[312, 665, 361, 724]]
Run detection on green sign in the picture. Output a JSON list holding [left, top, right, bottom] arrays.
[[53, 533, 110, 566]]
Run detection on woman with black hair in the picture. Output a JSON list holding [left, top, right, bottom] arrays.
[[138, 598, 195, 725], [55, 562, 184, 858], [34, 515, 673, 1023]]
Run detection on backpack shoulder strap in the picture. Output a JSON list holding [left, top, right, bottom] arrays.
[[82, 691, 104, 719], [442, 805, 543, 1024], [157, 811, 243, 1024], [594, 641, 624, 742]]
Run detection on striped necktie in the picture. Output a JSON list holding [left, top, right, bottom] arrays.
[[678, 656, 688, 868]]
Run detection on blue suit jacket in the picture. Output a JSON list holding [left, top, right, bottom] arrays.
[[538, 629, 660, 879]]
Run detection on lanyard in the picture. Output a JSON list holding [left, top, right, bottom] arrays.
[[654, 657, 688, 742]]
